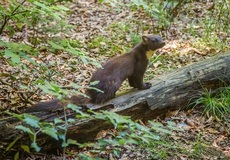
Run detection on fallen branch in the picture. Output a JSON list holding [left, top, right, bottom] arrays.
[[1, 52, 230, 152]]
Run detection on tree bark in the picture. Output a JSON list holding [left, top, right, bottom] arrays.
[[1, 52, 230, 152]]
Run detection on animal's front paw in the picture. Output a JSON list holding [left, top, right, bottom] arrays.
[[138, 82, 152, 90], [144, 82, 152, 89]]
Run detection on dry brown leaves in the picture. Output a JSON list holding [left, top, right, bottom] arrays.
[[0, 0, 229, 159], [163, 108, 230, 159]]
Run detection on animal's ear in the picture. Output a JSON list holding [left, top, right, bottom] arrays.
[[142, 35, 149, 44]]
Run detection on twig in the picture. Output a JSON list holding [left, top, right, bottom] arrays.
[[0, 0, 27, 35], [169, 0, 184, 21]]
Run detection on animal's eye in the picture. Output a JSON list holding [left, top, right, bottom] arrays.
[[151, 38, 157, 43]]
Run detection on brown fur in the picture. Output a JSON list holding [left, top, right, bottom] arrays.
[[26, 35, 165, 112], [87, 34, 165, 104]]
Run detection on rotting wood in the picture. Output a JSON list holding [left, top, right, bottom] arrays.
[[1, 52, 230, 152]]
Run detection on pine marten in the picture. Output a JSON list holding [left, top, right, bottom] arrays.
[[25, 35, 165, 112], [87, 34, 165, 104]]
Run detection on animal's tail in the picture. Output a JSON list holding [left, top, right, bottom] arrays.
[[67, 95, 91, 106], [24, 95, 90, 113]]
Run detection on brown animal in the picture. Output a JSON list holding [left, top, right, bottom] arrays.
[[87, 34, 165, 104], [25, 34, 165, 112]]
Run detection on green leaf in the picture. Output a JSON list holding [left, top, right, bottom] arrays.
[[57, 125, 66, 131], [97, 139, 108, 146], [167, 121, 183, 131], [21, 145, 30, 153], [67, 139, 79, 145], [47, 40, 64, 50], [4, 50, 20, 64], [41, 127, 58, 140], [5, 111, 24, 120], [89, 80, 99, 86], [33, 1, 47, 9], [118, 139, 125, 145], [149, 121, 172, 134], [125, 138, 139, 145], [62, 141, 68, 147], [6, 137, 20, 151], [81, 56, 88, 64], [23, 116, 40, 128], [113, 149, 121, 158], [54, 118, 64, 124], [57, 5, 69, 11], [19, 51, 36, 65], [37, 81, 65, 98], [16, 22, 23, 29], [142, 133, 160, 141], [15, 125, 34, 135], [31, 142, 41, 152], [8, 26, 15, 37], [75, 111, 91, 119], [51, 83, 60, 92], [67, 118, 75, 123], [67, 103, 81, 112], [59, 132, 66, 141], [14, 152, 19, 160], [67, 104, 90, 119]]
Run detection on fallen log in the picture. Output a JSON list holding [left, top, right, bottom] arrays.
[[1, 52, 230, 152]]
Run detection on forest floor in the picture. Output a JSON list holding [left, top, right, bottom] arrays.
[[0, 0, 230, 159]]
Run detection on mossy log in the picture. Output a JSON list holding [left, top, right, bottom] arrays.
[[1, 52, 230, 152]]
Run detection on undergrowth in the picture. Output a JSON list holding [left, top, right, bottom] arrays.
[[5, 90, 184, 159], [192, 87, 230, 121], [1, 0, 230, 159]]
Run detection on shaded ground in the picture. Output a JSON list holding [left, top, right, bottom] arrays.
[[0, 0, 230, 159]]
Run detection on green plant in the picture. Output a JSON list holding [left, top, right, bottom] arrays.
[[77, 111, 183, 159], [7, 88, 183, 159], [192, 87, 230, 121], [0, 40, 37, 66], [0, 0, 101, 112], [6, 110, 84, 159], [0, 0, 27, 35], [130, 33, 141, 46], [0, 0, 77, 55], [5, 81, 89, 159], [7, 112, 58, 152], [47, 39, 101, 67], [0, 0, 71, 36], [190, 134, 207, 159], [186, 1, 230, 53], [104, 0, 189, 30]]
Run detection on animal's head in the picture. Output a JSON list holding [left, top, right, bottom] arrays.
[[142, 34, 165, 51]]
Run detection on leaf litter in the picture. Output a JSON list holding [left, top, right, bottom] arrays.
[[0, 0, 229, 159]]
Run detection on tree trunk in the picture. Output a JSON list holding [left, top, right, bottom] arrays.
[[1, 52, 230, 152]]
